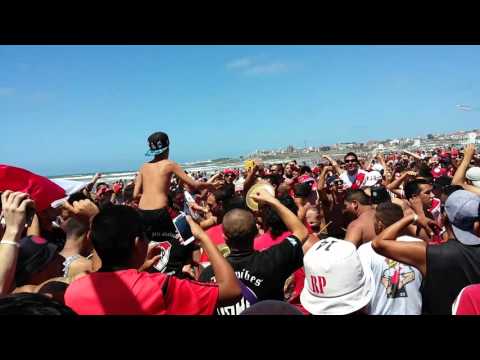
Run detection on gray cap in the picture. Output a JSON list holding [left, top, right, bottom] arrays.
[[466, 167, 480, 188], [445, 190, 480, 245]]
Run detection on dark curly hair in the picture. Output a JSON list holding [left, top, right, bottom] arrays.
[[0, 293, 76, 315], [262, 195, 299, 238]]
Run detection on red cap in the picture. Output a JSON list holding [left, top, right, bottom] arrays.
[[298, 175, 318, 190], [112, 183, 123, 194], [223, 169, 236, 176], [96, 186, 113, 197]]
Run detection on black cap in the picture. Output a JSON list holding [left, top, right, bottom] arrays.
[[147, 131, 169, 151]]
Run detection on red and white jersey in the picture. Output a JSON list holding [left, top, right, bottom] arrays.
[[429, 197, 442, 224], [340, 169, 368, 190]]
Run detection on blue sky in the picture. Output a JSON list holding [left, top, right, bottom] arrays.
[[1, 45, 479, 176]]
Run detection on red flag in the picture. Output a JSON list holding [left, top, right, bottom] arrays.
[[0, 164, 66, 212]]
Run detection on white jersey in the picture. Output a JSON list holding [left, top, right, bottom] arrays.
[[358, 236, 423, 315]]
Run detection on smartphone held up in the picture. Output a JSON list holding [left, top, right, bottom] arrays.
[[173, 212, 195, 246], [0, 191, 36, 228]]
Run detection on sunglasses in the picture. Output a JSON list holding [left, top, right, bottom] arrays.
[[344, 159, 357, 164]]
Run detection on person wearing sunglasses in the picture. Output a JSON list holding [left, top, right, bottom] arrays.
[[339, 152, 368, 190]]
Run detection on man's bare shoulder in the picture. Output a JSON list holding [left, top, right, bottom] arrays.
[[347, 218, 362, 231]]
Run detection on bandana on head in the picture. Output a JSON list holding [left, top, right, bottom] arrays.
[[145, 146, 169, 157]]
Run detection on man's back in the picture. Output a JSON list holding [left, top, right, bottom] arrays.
[[138, 160, 173, 210], [199, 235, 304, 315], [65, 269, 219, 315], [345, 209, 376, 247]]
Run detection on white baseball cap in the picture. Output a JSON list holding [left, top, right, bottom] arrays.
[[363, 171, 383, 187], [300, 238, 374, 315], [372, 163, 384, 172], [466, 167, 480, 188]]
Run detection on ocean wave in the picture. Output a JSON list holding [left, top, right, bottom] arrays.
[[50, 156, 323, 183]]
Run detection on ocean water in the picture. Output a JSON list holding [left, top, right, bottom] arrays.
[[48, 155, 325, 184]]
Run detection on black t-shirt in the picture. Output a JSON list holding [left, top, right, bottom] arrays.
[[137, 208, 199, 278], [199, 235, 304, 315], [41, 227, 66, 250], [422, 239, 480, 315]]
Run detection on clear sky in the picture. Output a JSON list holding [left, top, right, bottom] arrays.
[[1, 45, 479, 176]]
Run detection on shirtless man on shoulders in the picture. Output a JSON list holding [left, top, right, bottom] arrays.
[[133, 131, 215, 276]]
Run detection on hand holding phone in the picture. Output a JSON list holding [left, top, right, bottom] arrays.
[[173, 212, 195, 246], [0, 191, 36, 235]]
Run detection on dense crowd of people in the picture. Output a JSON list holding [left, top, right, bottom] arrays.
[[1, 130, 480, 315]]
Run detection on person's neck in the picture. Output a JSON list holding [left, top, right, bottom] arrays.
[[60, 234, 87, 257], [356, 205, 372, 217], [151, 155, 167, 163]]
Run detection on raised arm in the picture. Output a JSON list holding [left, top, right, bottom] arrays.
[[243, 165, 259, 194], [170, 162, 215, 192], [376, 152, 388, 170], [451, 145, 480, 196], [372, 214, 428, 276], [26, 212, 41, 237], [402, 150, 421, 161], [250, 189, 309, 243], [322, 155, 343, 175], [452, 144, 475, 185], [387, 171, 416, 197], [317, 166, 332, 204], [84, 173, 102, 194], [186, 216, 241, 306], [0, 191, 35, 295]]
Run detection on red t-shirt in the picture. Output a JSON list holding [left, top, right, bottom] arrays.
[[452, 284, 480, 315], [64, 269, 219, 315], [254, 231, 292, 251], [199, 224, 226, 263]]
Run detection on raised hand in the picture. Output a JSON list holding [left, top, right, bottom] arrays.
[[186, 215, 206, 239], [415, 216, 437, 238], [322, 155, 334, 164], [1, 191, 35, 237], [249, 188, 277, 206], [138, 243, 163, 272], [408, 196, 424, 215], [62, 199, 100, 221], [464, 143, 476, 160]]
